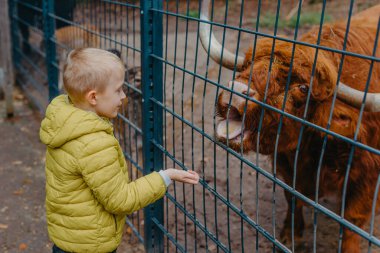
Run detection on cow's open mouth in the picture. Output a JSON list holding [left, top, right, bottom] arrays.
[[216, 119, 248, 143]]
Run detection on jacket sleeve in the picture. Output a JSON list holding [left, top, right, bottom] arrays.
[[77, 134, 167, 215]]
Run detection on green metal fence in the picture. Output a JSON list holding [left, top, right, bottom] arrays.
[[9, 0, 380, 252]]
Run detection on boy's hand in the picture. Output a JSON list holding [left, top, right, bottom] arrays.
[[164, 169, 199, 185]]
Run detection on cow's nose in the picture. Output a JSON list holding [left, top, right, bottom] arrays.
[[228, 80, 256, 97], [242, 90, 256, 97]]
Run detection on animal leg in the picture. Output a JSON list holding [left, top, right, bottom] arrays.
[[341, 190, 373, 253], [280, 190, 305, 244]]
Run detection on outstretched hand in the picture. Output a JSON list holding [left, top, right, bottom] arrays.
[[164, 169, 199, 185]]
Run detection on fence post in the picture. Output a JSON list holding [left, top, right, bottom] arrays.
[[140, 0, 164, 252], [8, 0, 20, 70], [42, 0, 58, 100], [0, 0, 15, 117]]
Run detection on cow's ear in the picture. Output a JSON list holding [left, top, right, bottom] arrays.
[[311, 55, 337, 101], [310, 100, 359, 139], [329, 102, 359, 138]]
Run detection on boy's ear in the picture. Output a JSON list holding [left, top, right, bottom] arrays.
[[86, 90, 98, 106]]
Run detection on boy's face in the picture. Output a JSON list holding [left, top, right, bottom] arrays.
[[94, 70, 126, 119]]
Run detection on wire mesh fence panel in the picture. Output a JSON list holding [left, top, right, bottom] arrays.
[[155, 0, 380, 253], [10, 0, 49, 111]]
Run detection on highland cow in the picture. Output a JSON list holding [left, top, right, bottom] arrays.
[[200, 1, 380, 252]]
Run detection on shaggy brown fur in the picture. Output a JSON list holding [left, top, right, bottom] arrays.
[[216, 5, 380, 252]]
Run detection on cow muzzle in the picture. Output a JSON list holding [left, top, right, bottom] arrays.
[[216, 80, 259, 141]]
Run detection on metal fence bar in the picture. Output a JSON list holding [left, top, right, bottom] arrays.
[[0, 0, 14, 117], [9, 0, 20, 68], [42, 0, 58, 100], [140, 0, 164, 252]]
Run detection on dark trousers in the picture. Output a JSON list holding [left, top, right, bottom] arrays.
[[53, 244, 117, 253]]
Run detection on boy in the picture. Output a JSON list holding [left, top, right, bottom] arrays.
[[39, 48, 199, 253]]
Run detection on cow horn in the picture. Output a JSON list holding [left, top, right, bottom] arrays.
[[337, 82, 380, 112], [199, 0, 245, 71]]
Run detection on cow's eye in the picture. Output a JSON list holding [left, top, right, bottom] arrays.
[[299, 84, 308, 94]]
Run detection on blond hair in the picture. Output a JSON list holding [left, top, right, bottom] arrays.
[[63, 48, 125, 103]]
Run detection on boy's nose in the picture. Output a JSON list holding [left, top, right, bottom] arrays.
[[121, 90, 126, 100]]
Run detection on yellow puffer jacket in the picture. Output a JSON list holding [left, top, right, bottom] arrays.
[[40, 95, 166, 253]]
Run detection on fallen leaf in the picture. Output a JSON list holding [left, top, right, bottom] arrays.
[[22, 178, 32, 185], [208, 244, 217, 251], [20, 127, 30, 133], [23, 167, 32, 172], [14, 94, 25, 100], [12, 160, 23, 165], [125, 227, 132, 235], [19, 243, 27, 250], [0, 224, 8, 229], [13, 189, 24, 195]]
